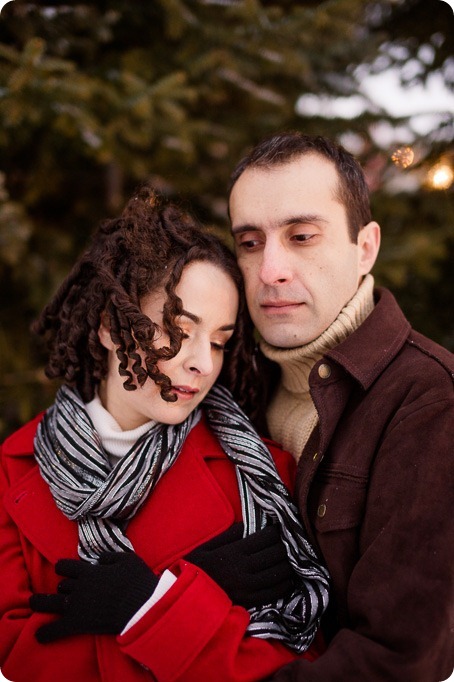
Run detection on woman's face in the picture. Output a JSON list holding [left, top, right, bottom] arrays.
[[98, 260, 239, 430]]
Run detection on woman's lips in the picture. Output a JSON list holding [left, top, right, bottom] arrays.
[[171, 385, 200, 400]]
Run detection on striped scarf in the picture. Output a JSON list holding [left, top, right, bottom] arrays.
[[34, 383, 329, 651]]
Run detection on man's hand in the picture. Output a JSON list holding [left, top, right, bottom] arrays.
[[30, 551, 158, 642], [186, 523, 295, 609]]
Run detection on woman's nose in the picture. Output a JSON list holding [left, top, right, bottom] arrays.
[[185, 341, 214, 376]]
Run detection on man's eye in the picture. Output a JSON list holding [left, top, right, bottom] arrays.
[[238, 237, 261, 249], [292, 234, 313, 243]]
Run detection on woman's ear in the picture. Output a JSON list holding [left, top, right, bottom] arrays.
[[98, 313, 116, 351]]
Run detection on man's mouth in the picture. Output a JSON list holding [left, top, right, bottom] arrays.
[[260, 301, 303, 313]]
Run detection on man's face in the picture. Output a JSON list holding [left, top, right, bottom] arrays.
[[229, 154, 379, 348]]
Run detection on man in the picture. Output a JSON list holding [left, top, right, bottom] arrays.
[[228, 132, 454, 681]]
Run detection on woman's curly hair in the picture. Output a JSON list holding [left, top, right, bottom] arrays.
[[32, 186, 260, 420]]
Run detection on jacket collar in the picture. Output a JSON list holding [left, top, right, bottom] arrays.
[[324, 287, 411, 390]]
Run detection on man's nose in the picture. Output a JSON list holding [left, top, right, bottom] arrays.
[[258, 242, 293, 285]]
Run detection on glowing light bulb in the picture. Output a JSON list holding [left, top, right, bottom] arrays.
[[426, 162, 454, 190], [391, 146, 415, 169]]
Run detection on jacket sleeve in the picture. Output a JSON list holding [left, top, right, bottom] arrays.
[[118, 558, 318, 681], [269, 397, 454, 682]]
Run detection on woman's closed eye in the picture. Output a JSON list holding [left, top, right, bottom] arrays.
[[211, 341, 228, 352], [180, 332, 229, 352]]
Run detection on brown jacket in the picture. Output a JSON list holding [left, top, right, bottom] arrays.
[[269, 288, 454, 682]]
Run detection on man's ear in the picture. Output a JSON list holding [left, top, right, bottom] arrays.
[[98, 313, 116, 351], [358, 221, 381, 276]]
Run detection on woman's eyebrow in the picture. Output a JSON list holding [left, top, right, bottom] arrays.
[[181, 310, 235, 331], [181, 309, 200, 324]]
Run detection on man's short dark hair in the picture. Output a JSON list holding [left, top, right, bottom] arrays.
[[229, 131, 372, 242]]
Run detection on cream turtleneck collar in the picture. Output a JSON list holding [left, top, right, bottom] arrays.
[[259, 275, 375, 459]]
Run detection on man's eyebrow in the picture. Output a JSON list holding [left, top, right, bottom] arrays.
[[283, 213, 327, 226], [231, 214, 327, 235], [231, 224, 258, 236], [180, 310, 235, 332]]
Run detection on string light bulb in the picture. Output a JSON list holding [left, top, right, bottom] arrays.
[[426, 162, 454, 190], [391, 146, 415, 169]]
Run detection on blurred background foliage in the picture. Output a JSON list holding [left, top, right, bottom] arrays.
[[0, 0, 453, 439]]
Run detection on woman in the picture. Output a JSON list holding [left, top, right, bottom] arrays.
[[0, 188, 329, 681]]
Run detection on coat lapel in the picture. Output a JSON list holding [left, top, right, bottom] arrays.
[[4, 464, 79, 563]]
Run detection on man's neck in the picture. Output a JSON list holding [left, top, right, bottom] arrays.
[[260, 275, 375, 459], [260, 274, 375, 391]]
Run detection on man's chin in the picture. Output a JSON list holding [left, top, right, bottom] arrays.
[[258, 326, 313, 349]]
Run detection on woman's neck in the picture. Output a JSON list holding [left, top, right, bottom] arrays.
[[85, 392, 156, 459]]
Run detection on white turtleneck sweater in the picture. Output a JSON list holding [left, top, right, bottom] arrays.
[[260, 275, 375, 461], [85, 394, 155, 465]]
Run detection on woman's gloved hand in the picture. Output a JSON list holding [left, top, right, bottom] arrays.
[[186, 522, 295, 609], [30, 551, 158, 643]]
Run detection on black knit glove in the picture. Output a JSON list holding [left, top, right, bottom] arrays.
[[30, 552, 159, 643], [186, 522, 295, 609]]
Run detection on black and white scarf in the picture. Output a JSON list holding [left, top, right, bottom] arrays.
[[34, 383, 329, 652]]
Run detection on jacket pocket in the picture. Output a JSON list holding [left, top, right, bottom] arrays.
[[310, 463, 369, 533]]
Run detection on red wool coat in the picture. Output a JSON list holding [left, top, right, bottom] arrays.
[[0, 413, 318, 682]]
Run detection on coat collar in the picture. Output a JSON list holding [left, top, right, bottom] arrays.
[[304, 288, 410, 458], [323, 287, 411, 391], [3, 416, 235, 570]]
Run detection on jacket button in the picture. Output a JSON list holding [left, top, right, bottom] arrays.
[[317, 503, 327, 518], [313, 451, 318, 461], [318, 363, 331, 379]]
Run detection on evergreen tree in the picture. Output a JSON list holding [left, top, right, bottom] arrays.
[[0, 0, 452, 437]]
